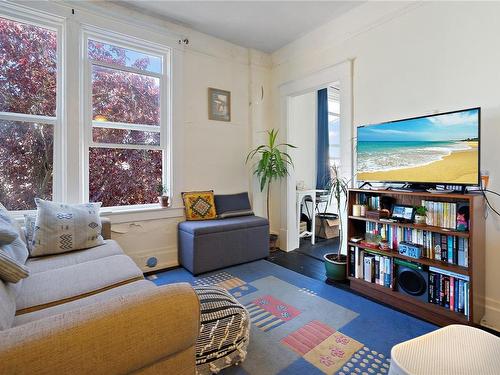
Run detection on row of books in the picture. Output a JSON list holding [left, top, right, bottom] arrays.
[[349, 246, 470, 317], [354, 193, 469, 232], [349, 246, 392, 288], [354, 193, 382, 210], [366, 196, 381, 211], [428, 267, 470, 316], [421, 199, 468, 230], [365, 222, 469, 267]]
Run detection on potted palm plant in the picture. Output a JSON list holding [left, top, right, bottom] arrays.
[[323, 164, 350, 281], [157, 184, 169, 208], [246, 129, 296, 249]]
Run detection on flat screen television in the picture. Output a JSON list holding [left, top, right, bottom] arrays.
[[356, 108, 480, 186]]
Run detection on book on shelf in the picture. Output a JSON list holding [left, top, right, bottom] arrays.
[[350, 246, 392, 288], [421, 199, 469, 231], [428, 266, 470, 317], [364, 256, 374, 283], [348, 248, 356, 277], [364, 222, 468, 267], [356, 193, 381, 210]]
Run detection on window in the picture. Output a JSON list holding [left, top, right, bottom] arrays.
[[84, 35, 169, 208], [0, 16, 60, 210], [328, 86, 341, 167]]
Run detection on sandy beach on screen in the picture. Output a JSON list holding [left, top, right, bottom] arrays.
[[358, 141, 479, 184]]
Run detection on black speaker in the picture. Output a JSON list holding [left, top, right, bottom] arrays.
[[395, 259, 428, 303]]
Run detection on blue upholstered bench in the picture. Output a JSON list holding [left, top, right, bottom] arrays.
[[178, 193, 269, 275]]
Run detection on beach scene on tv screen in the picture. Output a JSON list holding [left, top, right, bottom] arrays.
[[357, 109, 479, 184]]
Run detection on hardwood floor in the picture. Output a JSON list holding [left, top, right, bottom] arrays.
[[266, 236, 350, 289]]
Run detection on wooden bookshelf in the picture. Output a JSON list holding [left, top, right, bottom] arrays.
[[347, 188, 485, 326]]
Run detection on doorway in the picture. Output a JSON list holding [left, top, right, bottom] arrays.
[[278, 60, 353, 256]]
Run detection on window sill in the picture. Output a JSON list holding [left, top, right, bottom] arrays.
[[100, 205, 185, 223], [10, 205, 186, 224]]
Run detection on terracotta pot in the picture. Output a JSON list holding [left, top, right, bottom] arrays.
[[158, 195, 169, 208], [324, 253, 347, 281]]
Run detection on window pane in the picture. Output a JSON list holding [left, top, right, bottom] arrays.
[[329, 158, 341, 167], [329, 118, 340, 146], [89, 148, 162, 207], [88, 39, 162, 74], [328, 101, 340, 114], [0, 120, 53, 210], [329, 146, 341, 159], [92, 128, 160, 146], [0, 17, 57, 117], [92, 65, 160, 126]]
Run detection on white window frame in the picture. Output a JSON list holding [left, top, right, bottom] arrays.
[[81, 27, 172, 212], [0, 6, 65, 215]]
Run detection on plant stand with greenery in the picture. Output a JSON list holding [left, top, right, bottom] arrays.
[[322, 164, 349, 281], [246, 129, 296, 251]]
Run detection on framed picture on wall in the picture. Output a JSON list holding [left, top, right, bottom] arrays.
[[208, 87, 231, 122]]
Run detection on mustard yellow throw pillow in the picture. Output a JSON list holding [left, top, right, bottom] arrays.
[[182, 191, 217, 221]]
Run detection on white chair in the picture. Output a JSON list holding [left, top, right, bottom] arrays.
[[389, 324, 500, 375]]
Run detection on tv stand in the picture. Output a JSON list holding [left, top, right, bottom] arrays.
[[388, 183, 432, 192], [358, 182, 373, 189]]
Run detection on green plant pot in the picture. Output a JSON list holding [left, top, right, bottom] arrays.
[[324, 253, 347, 281]]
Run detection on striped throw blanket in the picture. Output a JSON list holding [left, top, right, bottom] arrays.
[[194, 285, 250, 374]]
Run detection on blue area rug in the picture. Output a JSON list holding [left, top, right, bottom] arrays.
[[149, 260, 437, 375]]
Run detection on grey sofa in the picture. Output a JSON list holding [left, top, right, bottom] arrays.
[[178, 193, 269, 275], [0, 215, 200, 375]]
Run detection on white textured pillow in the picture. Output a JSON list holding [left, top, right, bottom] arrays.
[[31, 199, 104, 257]]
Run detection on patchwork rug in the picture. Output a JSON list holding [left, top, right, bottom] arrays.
[[149, 260, 437, 375]]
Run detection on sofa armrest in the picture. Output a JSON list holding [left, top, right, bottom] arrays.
[[0, 283, 200, 375], [101, 216, 112, 240]]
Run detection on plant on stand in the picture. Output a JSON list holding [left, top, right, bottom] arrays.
[[323, 164, 350, 281], [157, 184, 170, 208], [246, 129, 296, 251]]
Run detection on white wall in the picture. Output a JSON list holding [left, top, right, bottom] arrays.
[[114, 42, 260, 271], [98, 4, 274, 271], [270, 1, 500, 329], [7, 1, 273, 272], [290, 92, 317, 190]]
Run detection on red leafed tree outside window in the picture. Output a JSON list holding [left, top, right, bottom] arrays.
[[87, 38, 164, 207], [0, 17, 165, 210], [0, 17, 56, 210]]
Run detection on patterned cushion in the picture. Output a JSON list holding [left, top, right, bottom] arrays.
[[30, 199, 104, 257], [194, 285, 249, 374], [182, 191, 217, 221], [24, 213, 36, 252], [0, 204, 29, 265], [0, 249, 30, 283]]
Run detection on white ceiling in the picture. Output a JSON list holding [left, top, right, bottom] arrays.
[[120, 1, 363, 53]]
